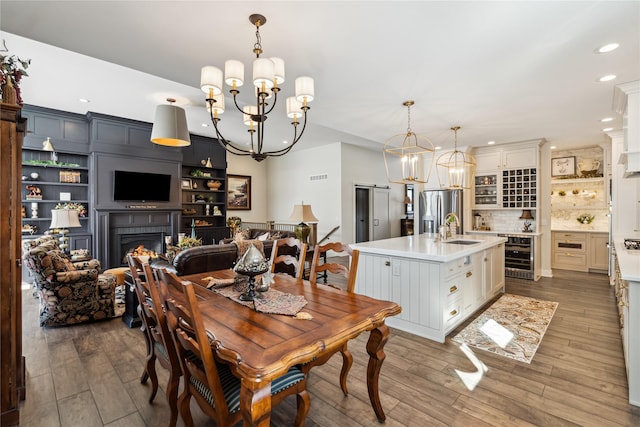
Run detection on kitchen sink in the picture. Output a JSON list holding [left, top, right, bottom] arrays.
[[442, 239, 481, 245]]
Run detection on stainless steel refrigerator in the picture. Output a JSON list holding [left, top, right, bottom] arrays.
[[418, 189, 464, 235]]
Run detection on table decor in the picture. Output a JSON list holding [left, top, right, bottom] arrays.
[[233, 242, 269, 301]]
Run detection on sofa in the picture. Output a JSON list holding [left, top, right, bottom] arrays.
[[171, 228, 297, 276], [22, 235, 116, 327]]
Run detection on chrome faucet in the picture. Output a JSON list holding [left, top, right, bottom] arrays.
[[444, 212, 460, 238]]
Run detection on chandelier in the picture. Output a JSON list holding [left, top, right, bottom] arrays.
[[436, 126, 476, 189], [200, 14, 314, 162], [383, 100, 435, 184]]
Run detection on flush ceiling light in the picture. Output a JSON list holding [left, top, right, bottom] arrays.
[[436, 126, 476, 189], [601, 117, 613, 122], [595, 43, 619, 53], [201, 13, 314, 162], [383, 100, 435, 184], [150, 98, 191, 147], [602, 127, 614, 132]]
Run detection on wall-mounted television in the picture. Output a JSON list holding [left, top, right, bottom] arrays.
[[113, 170, 172, 202]]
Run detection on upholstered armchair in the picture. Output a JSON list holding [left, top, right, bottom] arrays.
[[22, 236, 116, 327]]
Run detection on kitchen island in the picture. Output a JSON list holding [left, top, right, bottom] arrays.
[[353, 234, 506, 343]]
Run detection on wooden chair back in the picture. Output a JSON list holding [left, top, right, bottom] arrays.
[[270, 237, 307, 279], [160, 270, 241, 426], [309, 242, 360, 293], [126, 254, 154, 331], [126, 256, 182, 426]]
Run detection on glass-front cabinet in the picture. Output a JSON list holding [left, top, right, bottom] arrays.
[[473, 174, 499, 207]]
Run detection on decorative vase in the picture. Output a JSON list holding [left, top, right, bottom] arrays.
[[1, 78, 17, 105]]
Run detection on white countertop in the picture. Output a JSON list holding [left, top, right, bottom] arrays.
[[352, 234, 507, 263], [551, 228, 608, 233], [614, 236, 640, 282]]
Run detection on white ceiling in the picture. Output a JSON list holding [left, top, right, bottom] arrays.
[[1, 1, 639, 154]]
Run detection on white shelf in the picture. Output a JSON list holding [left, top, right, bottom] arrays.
[[551, 177, 604, 185]]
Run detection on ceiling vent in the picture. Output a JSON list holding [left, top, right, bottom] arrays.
[[310, 174, 328, 181]]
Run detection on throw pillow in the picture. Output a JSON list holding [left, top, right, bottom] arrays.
[[257, 232, 270, 241], [269, 231, 283, 240], [234, 229, 250, 242], [46, 250, 76, 272]]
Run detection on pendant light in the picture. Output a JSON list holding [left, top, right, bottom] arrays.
[[436, 126, 476, 189], [383, 100, 435, 184], [150, 98, 191, 147]]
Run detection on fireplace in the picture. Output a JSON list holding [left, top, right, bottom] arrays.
[[99, 210, 180, 268], [118, 232, 164, 266]]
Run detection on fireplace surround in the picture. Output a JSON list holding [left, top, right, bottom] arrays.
[[95, 210, 180, 269]]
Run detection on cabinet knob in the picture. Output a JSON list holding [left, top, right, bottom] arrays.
[[565, 253, 572, 256], [466, 271, 472, 277], [450, 309, 458, 316], [450, 285, 458, 293], [384, 261, 391, 266]]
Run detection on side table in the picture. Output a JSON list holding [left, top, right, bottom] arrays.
[[123, 270, 141, 328]]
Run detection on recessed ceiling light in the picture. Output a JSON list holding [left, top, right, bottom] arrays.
[[602, 127, 614, 132], [599, 74, 616, 82], [282, 140, 289, 145], [487, 141, 495, 145], [434, 146, 442, 150], [601, 117, 613, 122], [201, 123, 208, 127], [595, 43, 620, 53], [550, 146, 557, 150], [79, 98, 90, 103]]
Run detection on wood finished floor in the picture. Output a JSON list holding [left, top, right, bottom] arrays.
[[18, 268, 640, 426]]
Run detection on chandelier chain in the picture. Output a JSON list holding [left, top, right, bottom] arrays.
[[253, 25, 262, 56]]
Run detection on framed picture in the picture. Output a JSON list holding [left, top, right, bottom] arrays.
[[226, 174, 251, 210], [551, 156, 576, 177], [181, 178, 193, 189]]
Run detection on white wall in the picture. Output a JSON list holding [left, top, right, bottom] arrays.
[[267, 143, 343, 241], [226, 155, 268, 223], [340, 144, 405, 243]]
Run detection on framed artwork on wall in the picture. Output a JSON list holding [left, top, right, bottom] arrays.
[[181, 178, 193, 189], [551, 156, 576, 177], [226, 174, 251, 210]]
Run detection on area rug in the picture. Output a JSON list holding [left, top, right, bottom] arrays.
[[452, 294, 558, 364]]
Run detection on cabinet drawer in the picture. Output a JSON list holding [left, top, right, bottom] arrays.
[[554, 232, 586, 242], [444, 299, 463, 329], [445, 280, 463, 301], [554, 239, 586, 253], [553, 252, 588, 269], [444, 258, 467, 279]]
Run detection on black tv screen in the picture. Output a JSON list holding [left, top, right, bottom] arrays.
[[113, 170, 172, 202]]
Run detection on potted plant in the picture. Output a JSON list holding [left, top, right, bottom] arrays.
[[1, 45, 30, 105]]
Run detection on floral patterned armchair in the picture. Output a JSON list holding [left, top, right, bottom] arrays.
[[22, 236, 116, 327]]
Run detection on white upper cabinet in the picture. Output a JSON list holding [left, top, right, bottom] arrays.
[[474, 144, 539, 172]]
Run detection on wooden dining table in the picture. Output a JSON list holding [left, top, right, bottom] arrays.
[[172, 269, 401, 426]]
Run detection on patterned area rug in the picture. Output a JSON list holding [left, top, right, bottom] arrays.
[[452, 293, 558, 364]]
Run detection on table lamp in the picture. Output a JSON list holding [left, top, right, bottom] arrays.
[[50, 209, 81, 252], [288, 202, 318, 244]]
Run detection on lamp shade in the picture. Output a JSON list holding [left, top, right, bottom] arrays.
[[288, 204, 318, 223], [50, 209, 81, 229], [150, 104, 191, 147], [519, 209, 534, 220], [42, 137, 55, 152]]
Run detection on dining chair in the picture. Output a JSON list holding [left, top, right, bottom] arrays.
[[126, 255, 181, 427], [307, 242, 360, 395], [270, 237, 308, 279], [160, 269, 311, 427]]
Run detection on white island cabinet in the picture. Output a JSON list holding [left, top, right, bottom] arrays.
[[352, 234, 506, 343]]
